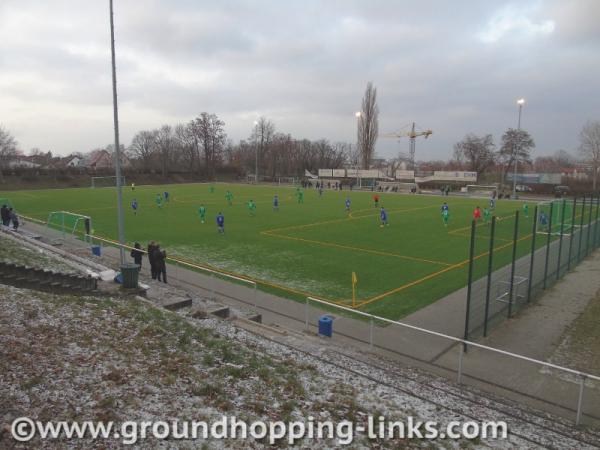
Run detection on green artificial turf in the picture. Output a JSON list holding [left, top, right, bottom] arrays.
[[2, 182, 539, 320]]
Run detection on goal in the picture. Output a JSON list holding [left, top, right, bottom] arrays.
[[536, 199, 574, 235], [91, 175, 126, 189], [465, 185, 498, 197], [0, 198, 13, 209], [47, 211, 93, 241]]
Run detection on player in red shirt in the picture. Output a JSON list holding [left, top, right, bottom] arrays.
[[373, 194, 380, 208], [473, 206, 482, 221]]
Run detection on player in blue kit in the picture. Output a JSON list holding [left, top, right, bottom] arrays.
[[345, 197, 351, 214], [131, 199, 138, 215], [380, 207, 388, 227], [273, 195, 279, 211], [216, 212, 225, 234]]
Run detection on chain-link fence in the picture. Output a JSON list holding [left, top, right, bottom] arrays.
[[465, 194, 600, 340]]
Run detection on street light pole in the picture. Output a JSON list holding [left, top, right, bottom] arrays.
[[355, 111, 361, 187], [109, 0, 126, 265], [254, 120, 259, 184], [512, 98, 525, 199]]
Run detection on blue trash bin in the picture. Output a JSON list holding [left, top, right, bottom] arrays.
[[91, 245, 101, 256], [318, 315, 333, 337]]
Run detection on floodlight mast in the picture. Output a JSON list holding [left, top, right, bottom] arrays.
[[109, 0, 126, 265], [512, 98, 526, 199]]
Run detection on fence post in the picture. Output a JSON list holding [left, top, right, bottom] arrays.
[[527, 205, 538, 302], [304, 297, 309, 332], [593, 193, 600, 248], [577, 196, 586, 261], [576, 375, 586, 426], [483, 216, 496, 337], [586, 192, 594, 255], [543, 202, 554, 289], [508, 210, 520, 318], [457, 343, 464, 384], [567, 198, 577, 270], [556, 199, 567, 280], [463, 220, 476, 349]]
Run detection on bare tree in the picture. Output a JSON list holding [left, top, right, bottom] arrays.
[[453, 133, 496, 173], [0, 126, 18, 182], [174, 123, 197, 173], [251, 117, 275, 180], [192, 113, 227, 178], [579, 120, 600, 190], [129, 130, 158, 172], [155, 125, 175, 177], [498, 128, 535, 181], [357, 82, 379, 169]]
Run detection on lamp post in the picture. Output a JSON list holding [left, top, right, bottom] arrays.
[[355, 111, 361, 187], [109, 0, 126, 264], [253, 120, 259, 184], [512, 98, 525, 199]]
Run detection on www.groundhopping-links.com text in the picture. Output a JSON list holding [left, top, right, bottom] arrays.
[[11, 415, 508, 445]]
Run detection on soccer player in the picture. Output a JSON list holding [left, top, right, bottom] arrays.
[[483, 207, 491, 225], [380, 207, 388, 227], [209, 185, 215, 194], [198, 204, 207, 223], [489, 197, 496, 210], [131, 182, 135, 191], [318, 186, 323, 197], [373, 194, 380, 208], [345, 197, 351, 214], [164, 191, 170, 202], [539, 211, 549, 231], [248, 199, 257, 216], [216, 212, 225, 234], [156, 194, 162, 209], [523, 203, 529, 219], [473, 206, 482, 222], [273, 195, 279, 211], [225, 190, 233, 206], [441, 202, 449, 226], [131, 199, 138, 215], [297, 189, 304, 204]]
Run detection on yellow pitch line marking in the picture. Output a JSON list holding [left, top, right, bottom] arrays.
[[261, 230, 452, 266], [355, 232, 535, 308]]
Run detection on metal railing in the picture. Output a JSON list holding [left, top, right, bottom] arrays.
[[305, 295, 600, 426]]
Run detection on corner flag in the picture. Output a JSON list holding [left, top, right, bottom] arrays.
[[352, 272, 358, 307]]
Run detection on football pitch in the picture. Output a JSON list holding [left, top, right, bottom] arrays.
[[2, 182, 532, 320]]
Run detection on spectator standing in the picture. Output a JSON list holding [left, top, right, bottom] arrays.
[[155, 245, 167, 283], [130, 242, 144, 268], [1, 205, 9, 226], [147, 241, 157, 279], [9, 208, 19, 230]]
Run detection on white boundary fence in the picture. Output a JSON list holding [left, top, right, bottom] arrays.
[[305, 296, 599, 426]]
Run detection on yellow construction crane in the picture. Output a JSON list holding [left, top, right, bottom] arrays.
[[381, 122, 432, 169]]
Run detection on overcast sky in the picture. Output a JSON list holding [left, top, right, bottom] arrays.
[[1, 0, 598, 160]]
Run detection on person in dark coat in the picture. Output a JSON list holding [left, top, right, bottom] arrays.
[[9, 208, 19, 230], [1, 205, 9, 226], [154, 245, 167, 283], [130, 242, 144, 268], [147, 241, 157, 279]]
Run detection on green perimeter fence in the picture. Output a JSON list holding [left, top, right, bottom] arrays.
[[464, 193, 600, 340]]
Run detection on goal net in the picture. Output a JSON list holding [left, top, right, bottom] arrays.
[[91, 175, 126, 188], [0, 198, 13, 209], [536, 199, 574, 235], [465, 185, 498, 197], [47, 211, 93, 241]]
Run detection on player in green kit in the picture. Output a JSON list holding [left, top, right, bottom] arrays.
[[198, 204, 207, 223], [155, 194, 163, 209], [248, 199, 257, 216], [483, 207, 491, 224], [297, 189, 304, 204], [209, 185, 215, 194], [225, 190, 233, 206], [522, 203, 529, 219]]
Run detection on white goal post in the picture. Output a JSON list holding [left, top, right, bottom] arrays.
[[91, 175, 126, 188], [47, 211, 93, 241], [465, 184, 498, 196]]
